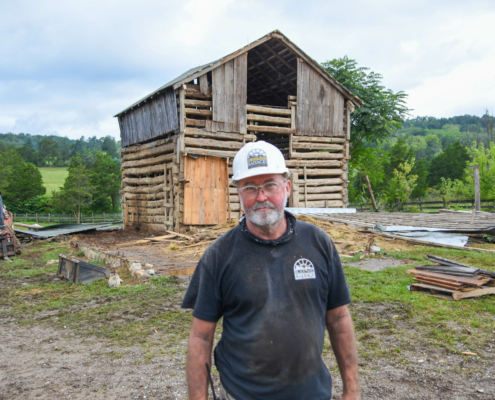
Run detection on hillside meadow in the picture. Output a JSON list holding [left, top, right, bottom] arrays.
[[39, 167, 68, 195]]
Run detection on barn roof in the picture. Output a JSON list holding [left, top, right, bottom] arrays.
[[114, 30, 363, 117]]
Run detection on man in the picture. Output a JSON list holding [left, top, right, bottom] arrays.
[[182, 141, 360, 400]]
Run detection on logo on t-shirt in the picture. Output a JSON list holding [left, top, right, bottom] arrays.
[[247, 149, 268, 169], [294, 258, 316, 280]]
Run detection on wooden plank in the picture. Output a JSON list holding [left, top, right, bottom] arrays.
[[292, 136, 346, 143], [224, 60, 235, 128], [247, 114, 291, 124], [406, 270, 489, 286], [199, 74, 209, 95], [123, 164, 172, 177], [299, 193, 343, 201], [413, 277, 466, 290], [293, 178, 343, 186], [124, 183, 169, 194], [237, 53, 247, 134], [292, 142, 344, 151], [304, 200, 344, 208], [184, 147, 237, 158], [184, 127, 255, 141], [297, 59, 309, 136], [179, 86, 186, 133], [246, 104, 292, 116], [185, 118, 207, 127], [184, 99, 212, 108], [453, 287, 495, 300], [290, 152, 344, 160], [297, 185, 343, 193], [121, 142, 175, 161], [247, 125, 295, 134], [212, 65, 225, 122], [185, 108, 212, 116], [285, 160, 342, 167], [289, 168, 344, 176], [121, 153, 173, 169]]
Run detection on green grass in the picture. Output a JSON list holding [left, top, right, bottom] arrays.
[[39, 167, 68, 194]]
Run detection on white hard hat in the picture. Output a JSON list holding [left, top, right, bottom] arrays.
[[232, 141, 289, 182]]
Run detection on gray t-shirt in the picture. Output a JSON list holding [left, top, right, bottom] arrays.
[[182, 212, 351, 400]]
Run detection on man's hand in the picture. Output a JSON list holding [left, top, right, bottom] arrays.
[[326, 305, 361, 400], [186, 317, 217, 400]]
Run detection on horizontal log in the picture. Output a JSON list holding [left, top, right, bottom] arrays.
[[285, 160, 342, 168], [136, 222, 173, 230], [127, 206, 170, 215], [184, 127, 255, 141], [185, 118, 207, 127], [123, 163, 174, 176], [123, 175, 167, 186], [124, 183, 171, 194], [247, 114, 291, 124], [303, 200, 344, 208], [297, 185, 343, 194], [292, 142, 344, 151], [290, 168, 344, 176], [122, 142, 175, 162], [184, 137, 243, 150], [185, 108, 212, 116], [124, 192, 166, 200], [184, 99, 212, 108], [299, 193, 343, 201], [246, 104, 292, 116], [230, 195, 240, 203], [121, 153, 174, 170], [121, 138, 174, 156], [293, 178, 344, 186], [129, 215, 169, 223], [184, 147, 237, 158], [290, 152, 344, 159], [247, 125, 295, 135], [293, 136, 346, 143], [125, 199, 168, 208], [185, 87, 212, 98], [230, 211, 240, 219]]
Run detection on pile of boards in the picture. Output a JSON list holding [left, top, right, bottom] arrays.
[[407, 255, 495, 300]]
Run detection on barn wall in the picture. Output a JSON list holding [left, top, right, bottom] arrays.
[[296, 59, 345, 137], [118, 87, 179, 147]]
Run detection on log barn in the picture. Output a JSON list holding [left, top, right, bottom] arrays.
[[115, 30, 363, 233]]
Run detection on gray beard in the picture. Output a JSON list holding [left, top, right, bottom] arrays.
[[240, 191, 287, 227]]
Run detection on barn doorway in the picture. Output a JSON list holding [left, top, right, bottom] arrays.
[[183, 155, 229, 225]]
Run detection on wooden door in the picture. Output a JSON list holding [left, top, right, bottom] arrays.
[[183, 156, 228, 225]]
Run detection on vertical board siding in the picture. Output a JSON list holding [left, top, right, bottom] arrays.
[[296, 60, 345, 137], [211, 54, 247, 133], [118, 87, 179, 147]]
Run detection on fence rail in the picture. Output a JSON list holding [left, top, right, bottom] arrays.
[[350, 199, 495, 213], [13, 213, 123, 224]]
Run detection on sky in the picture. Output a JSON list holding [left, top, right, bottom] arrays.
[[1, 0, 494, 141]]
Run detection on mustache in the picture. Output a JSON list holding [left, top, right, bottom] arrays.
[[252, 201, 276, 211]]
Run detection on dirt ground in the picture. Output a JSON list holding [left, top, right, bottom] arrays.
[[1, 314, 493, 400]]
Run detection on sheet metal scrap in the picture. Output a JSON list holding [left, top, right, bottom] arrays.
[[14, 223, 114, 239], [57, 254, 110, 284]]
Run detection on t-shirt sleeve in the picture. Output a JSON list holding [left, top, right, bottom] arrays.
[[181, 250, 223, 323], [325, 237, 351, 310]]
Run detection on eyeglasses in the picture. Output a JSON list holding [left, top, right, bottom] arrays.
[[238, 181, 285, 200]]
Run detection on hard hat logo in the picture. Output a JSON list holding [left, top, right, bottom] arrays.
[[247, 149, 268, 169]]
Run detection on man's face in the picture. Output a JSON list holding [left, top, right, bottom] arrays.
[[237, 173, 291, 227]]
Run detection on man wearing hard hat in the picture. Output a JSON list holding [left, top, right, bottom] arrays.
[[182, 141, 360, 400]]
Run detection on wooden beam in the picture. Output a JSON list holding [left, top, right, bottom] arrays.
[[184, 99, 212, 108], [184, 127, 255, 141], [264, 43, 297, 73], [246, 104, 292, 115], [185, 118, 207, 127], [184, 137, 243, 150], [247, 72, 286, 103], [290, 152, 344, 159], [248, 57, 292, 96], [251, 48, 297, 90], [184, 147, 237, 158], [247, 114, 291, 124], [247, 125, 295, 134], [292, 136, 346, 143], [292, 142, 345, 151], [185, 108, 212, 116], [285, 160, 342, 167]]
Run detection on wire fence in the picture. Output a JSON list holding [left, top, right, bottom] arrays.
[[350, 199, 495, 212], [13, 213, 123, 224]]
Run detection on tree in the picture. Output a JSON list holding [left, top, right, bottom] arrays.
[[427, 141, 470, 187], [52, 156, 93, 222], [5, 162, 46, 203], [18, 140, 39, 165], [38, 136, 58, 167], [322, 56, 409, 155], [89, 152, 121, 211], [463, 142, 495, 200], [383, 138, 414, 179], [101, 135, 119, 159]]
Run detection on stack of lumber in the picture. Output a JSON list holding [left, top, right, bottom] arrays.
[[407, 255, 495, 300]]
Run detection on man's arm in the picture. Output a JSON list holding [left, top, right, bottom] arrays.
[[186, 317, 217, 400], [326, 305, 360, 400]]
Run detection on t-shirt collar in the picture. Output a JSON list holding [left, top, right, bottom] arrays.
[[240, 210, 296, 246]]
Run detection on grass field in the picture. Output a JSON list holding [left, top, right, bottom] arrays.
[[39, 167, 68, 194]]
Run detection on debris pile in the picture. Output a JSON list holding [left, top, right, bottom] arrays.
[[407, 255, 495, 300]]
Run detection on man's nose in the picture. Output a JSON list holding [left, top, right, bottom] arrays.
[[255, 186, 268, 202]]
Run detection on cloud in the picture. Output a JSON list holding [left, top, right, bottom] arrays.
[[1, 0, 495, 140]]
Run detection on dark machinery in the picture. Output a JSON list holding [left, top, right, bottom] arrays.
[[0, 193, 18, 260]]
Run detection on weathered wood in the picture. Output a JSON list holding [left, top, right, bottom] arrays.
[[184, 99, 212, 108], [185, 108, 212, 116], [292, 142, 344, 151], [247, 125, 295, 134], [125, 199, 167, 208], [299, 193, 343, 201], [124, 183, 170, 194], [185, 118, 207, 127], [121, 153, 173, 169], [290, 152, 344, 159], [290, 168, 344, 176], [184, 147, 237, 159], [365, 175, 378, 212], [246, 104, 292, 116], [199, 74, 210, 95], [251, 48, 297, 90], [285, 160, 342, 168], [297, 185, 343, 193], [127, 206, 170, 215], [184, 137, 243, 150], [293, 178, 343, 186], [236, 53, 248, 134], [304, 200, 344, 208], [122, 164, 171, 176], [179, 86, 186, 133], [124, 192, 166, 200], [247, 114, 291, 124], [184, 127, 255, 141], [121, 138, 171, 156], [121, 142, 175, 161], [292, 136, 346, 143]]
